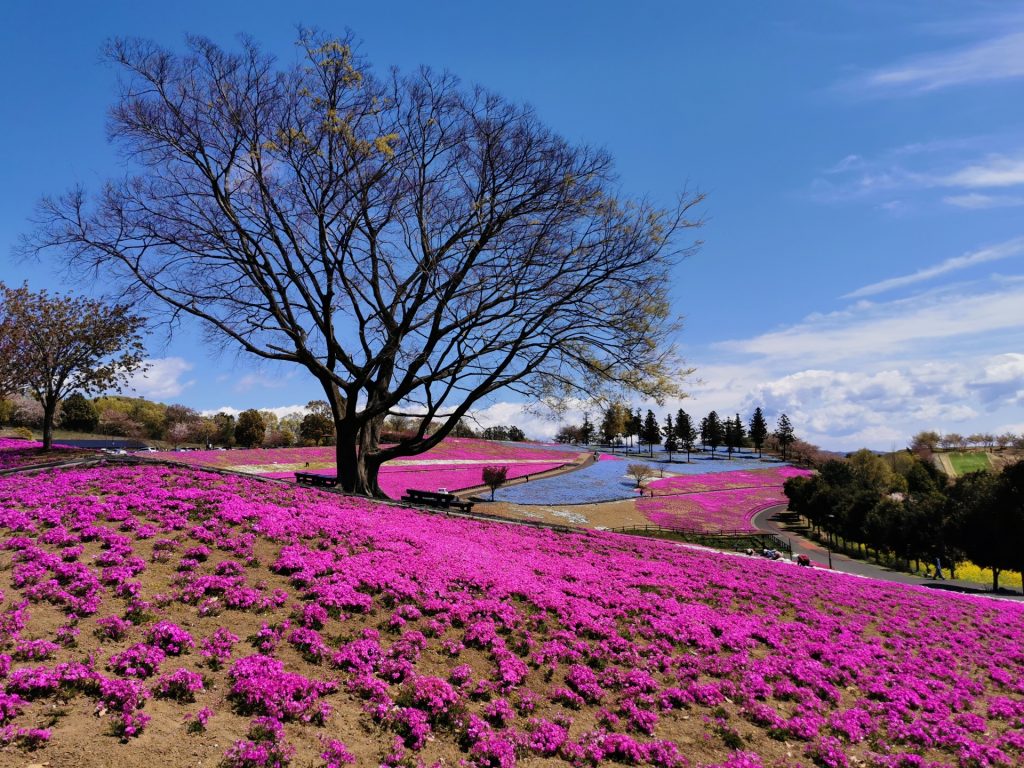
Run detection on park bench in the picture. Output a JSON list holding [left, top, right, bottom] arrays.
[[402, 488, 474, 513], [294, 471, 339, 489]]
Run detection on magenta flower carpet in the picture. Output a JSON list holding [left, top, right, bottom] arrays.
[[151, 438, 581, 498], [639, 467, 814, 532], [0, 461, 1020, 767]]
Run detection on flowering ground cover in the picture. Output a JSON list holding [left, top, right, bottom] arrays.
[[0, 463, 1021, 767], [494, 456, 782, 505], [151, 439, 581, 498], [636, 468, 814, 533], [0, 437, 90, 472], [147, 445, 339, 470], [264, 461, 569, 499]]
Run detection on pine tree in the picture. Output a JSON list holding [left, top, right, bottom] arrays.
[[662, 413, 679, 461], [704, 411, 723, 459], [642, 409, 661, 456], [630, 409, 643, 453], [724, 416, 737, 459], [749, 407, 768, 458], [731, 412, 747, 458], [580, 414, 594, 445], [675, 409, 696, 462], [775, 413, 796, 461]]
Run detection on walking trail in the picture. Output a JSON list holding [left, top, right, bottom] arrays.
[[753, 504, 1024, 602]]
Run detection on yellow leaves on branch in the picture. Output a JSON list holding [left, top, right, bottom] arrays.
[[312, 41, 363, 86], [373, 133, 399, 159]]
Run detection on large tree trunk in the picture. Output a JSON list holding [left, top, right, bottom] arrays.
[[335, 421, 359, 493], [41, 395, 57, 451], [993, 568, 1000, 593]]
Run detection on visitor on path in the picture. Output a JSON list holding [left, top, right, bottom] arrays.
[[932, 556, 945, 580]]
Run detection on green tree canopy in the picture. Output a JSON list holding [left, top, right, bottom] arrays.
[[59, 393, 99, 433], [0, 283, 146, 449], [235, 409, 266, 448]]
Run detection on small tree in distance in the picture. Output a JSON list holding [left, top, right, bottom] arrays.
[[642, 410, 661, 457], [703, 411, 723, 459], [60, 393, 100, 433], [662, 413, 678, 461], [676, 409, 696, 462], [235, 410, 266, 448], [300, 400, 335, 446], [0, 283, 146, 449], [627, 463, 656, 489], [748, 407, 768, 458], [482, 465, 509, 501], [775, 413, 796, 461]]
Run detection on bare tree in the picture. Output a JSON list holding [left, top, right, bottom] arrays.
[[27, 32, 702, 495], [627, 463, 656, 488]]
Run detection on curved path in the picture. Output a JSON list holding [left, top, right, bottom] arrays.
[[753, 504, 1024, 601]]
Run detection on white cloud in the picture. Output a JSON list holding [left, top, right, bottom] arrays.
[[200, 404, 310, 419], [943, 193, 1024, 209], [717, 283, 1024, 364], [843, 238, 1024, 298], [941, 155, 1024, 188], [860, 31, 1024, 93], [967, 353, 1024, 405], [125, 357, 195, 400]]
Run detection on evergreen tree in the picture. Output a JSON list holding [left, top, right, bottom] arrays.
[[724, 416, 737, 459], [675, 409, 696, 462], [704, 410, 723, 458], [641, 409, 661, 456], [630, 409, 643, 453], [662, 413, 678, 461], [749, 407, 768, 458], [775, 413, 796, 460], [728, 412, 746, 458], [580, 414, 595, 445], [60, 393, 99, 433]]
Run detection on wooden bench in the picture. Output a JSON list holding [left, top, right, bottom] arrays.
[[401, 488, 474, 513], [294, 471, 339, 489]]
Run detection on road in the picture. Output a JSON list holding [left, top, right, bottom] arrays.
[[753, 505, 1024, 602]]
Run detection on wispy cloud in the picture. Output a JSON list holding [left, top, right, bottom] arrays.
[[681, 274, 1024, 449], [843, 238, 1024, 298], [814, 144, 1024, 208], [943, 192, 1024, 209], [859, 31, 1024, 93], [715, 281, 1024, 364], [940, 154, 1024, 188]]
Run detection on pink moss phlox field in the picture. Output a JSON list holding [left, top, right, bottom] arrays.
[[0, 438, 81, 471], [640, 467, 813, 532], [266, 462, 569, 498], [0, 463, 1021, 767], [151, 437, 581, 471]]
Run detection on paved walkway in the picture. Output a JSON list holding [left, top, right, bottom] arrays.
[[753, 505, 1024, 601]]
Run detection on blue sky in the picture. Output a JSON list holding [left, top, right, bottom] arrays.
[[2, 1, 1022, 449]]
